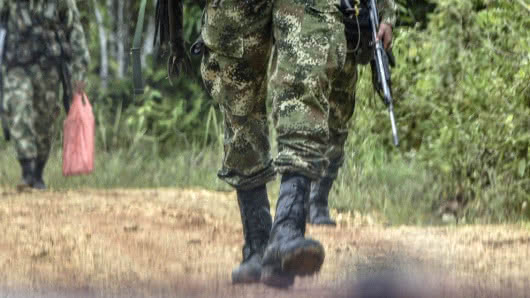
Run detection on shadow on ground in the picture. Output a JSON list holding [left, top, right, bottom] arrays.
[[2, 255, 528, 298]]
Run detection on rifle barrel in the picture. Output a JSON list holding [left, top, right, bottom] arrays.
[[388, 102, 399, 146], [369, 0, 399, 147]]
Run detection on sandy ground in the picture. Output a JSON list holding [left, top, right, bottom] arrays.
[[0, 188, 528, 297]]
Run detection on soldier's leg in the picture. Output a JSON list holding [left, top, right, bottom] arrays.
[[215, 104, 273, 284], [201, 0, 274, 191], [309, 50, 358, 225], [200, 0, 274, 284], [216, 104, 274, 190], [3, 67, 38, 188], [262, 0, 347, 288], [31, 65, 61, 189]]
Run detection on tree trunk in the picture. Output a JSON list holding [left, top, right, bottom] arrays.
[[106, 0, 117, 63], [93, 0, 109, 89], [116, 1, 126, 78], [142, 13, 156, 66]]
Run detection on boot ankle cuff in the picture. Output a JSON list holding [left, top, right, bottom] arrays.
[[281, 173, 310, 182], [237, 184, 266, 195], [236, 185, 268, 203], [18, 158, 35, 163]]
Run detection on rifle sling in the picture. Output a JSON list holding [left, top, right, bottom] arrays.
[[168, 0, 178, 48]]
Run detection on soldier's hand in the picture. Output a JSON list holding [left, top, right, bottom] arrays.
[[74, 81, 86, 93], [376, 23, 393, 50]]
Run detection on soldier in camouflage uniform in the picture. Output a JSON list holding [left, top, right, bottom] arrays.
[[200, 0, 395, 288], [307, 0, 397, 225], [201, 0, 346, 288], [0, 0, 90, 190]]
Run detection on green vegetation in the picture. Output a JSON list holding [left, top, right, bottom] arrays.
[[1, 0, 528, 224]]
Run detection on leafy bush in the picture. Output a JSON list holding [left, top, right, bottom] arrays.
[[395, 0, 436, 27], [81, 0, 220, 153], [5, 0, 521, 223], [351, 0, 530, 221]]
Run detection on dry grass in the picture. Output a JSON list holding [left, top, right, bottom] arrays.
[[0, 188, 528, 297]]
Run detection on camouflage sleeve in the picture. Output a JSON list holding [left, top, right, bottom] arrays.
[[378, 0, 397, 27], [64, 0, 90, 84]]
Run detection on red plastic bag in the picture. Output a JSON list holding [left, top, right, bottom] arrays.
[[62, 91, 95, 176]]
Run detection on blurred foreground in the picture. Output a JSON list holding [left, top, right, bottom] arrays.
[[0, 188, 528, 297]]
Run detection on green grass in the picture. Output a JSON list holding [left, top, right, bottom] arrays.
[[2, 134, 528, 224], [0, 139, 231, 192], [332, 152, 435, 225], [0, 132, 436, 225], [2, 0, 529, 229]]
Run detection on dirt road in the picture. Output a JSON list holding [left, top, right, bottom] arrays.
[[0, 188, 528, 297]]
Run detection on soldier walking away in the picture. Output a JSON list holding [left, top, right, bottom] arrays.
[[308, 0, 397, 226], [0, 0, 90, 190], [198, 0, 347, 288], [154, 0, 395, 289]]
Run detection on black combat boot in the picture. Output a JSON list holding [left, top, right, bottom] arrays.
[[232, 185, 272, 284], [32, 158, 47, 190], [261, 174, 325, 288], [308, 178, 336, 226], [18, 158, 35, 189]]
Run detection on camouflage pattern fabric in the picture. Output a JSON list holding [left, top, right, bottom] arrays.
[[200, 0, 275, 190], [323, 0, 397, 180], [378, 0, 397, 26], [1, 0, 90, 84], [0, 0, 90, 160], [270, 0, 347, 180], [2, 66, 60, 160], [201, 0, 347, 188], [200, 0, 394, 187], [324, 42, 358, 180]]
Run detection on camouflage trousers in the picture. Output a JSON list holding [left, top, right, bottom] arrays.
[[0, 65, 61, 160], [324, 41, 360, 180], [201, 0, 347, 189]]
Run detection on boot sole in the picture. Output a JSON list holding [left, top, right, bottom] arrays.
[[310, 215, 337, 226], [31, 183, 47, 190], [232, 273, 261, 284], [16, 184, 33, 192], [281, 240, 325, 276], [231, 269, 261, 284], [310, 220, 337, 226], [261, 265, 295, 289]]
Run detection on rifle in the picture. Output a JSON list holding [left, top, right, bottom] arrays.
[[368, 0, 399, 146], [0, 25, 10, 141], [154, 0, 189, 81]]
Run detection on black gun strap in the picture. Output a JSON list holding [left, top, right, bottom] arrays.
[[387, 49, 396, 67], [53, 28, 72, 113], [154, 0, 190, 80]]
